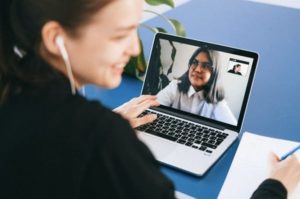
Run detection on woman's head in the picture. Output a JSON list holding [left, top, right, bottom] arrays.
[[178, 47, 224, 103], [188, 48, 213, 91], [233, 64, 241, 73], [0, 0, 143, 102]]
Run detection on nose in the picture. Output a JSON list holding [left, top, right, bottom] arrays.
[[127, 32, 141, 57]]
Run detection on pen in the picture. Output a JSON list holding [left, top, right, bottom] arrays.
[[280, 144, 300, 161]]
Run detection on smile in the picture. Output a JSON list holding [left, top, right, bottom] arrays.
[[192, 73, 203, 80], [115, 63, 126, 69]]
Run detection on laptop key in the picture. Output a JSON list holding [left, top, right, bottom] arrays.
[[188, 133, 195, 137], [206, 150, 213, 153], [185, 142, 193, 146], [202, 142, 217, 149], [195, 140, 201, 145], [208, 140, 215, 144], [199, 146, 207, 151], [178, 139, 186, 144], [168, 132, 175, 136], [147, 129, 177, 142], [210, 136, 217, 140], [181, 136, 188, 140]]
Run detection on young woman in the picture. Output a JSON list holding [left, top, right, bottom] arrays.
[[228, 63, 242, 75], [156, 47, 237, 125], [0, 0, 299, 198]]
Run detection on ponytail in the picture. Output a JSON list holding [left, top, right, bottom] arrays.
[[0, 0, 17, 105], [0, 0, 51, 105]]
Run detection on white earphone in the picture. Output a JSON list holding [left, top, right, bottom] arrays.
[[55, 36, 76, 95]]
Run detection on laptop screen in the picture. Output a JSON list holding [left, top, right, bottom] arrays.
[[142, 33, 258, 131]]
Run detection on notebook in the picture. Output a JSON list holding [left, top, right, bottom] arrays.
[[136, 33, 258, 176], [218, 132, 300, 199]]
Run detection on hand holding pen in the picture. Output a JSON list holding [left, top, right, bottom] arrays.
[[267, 146, 300, 195]]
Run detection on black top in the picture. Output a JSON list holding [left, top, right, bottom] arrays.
[[227, 69, 242, 75], [251, 179, 287, 199], [0, 72, 287, 199]]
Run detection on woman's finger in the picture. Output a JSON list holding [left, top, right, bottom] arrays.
[[129, 95, 157, 105], [129, 99, 160, 117], [131, 114, 157, 128]]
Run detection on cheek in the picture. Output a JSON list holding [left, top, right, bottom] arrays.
[[202, 72, 211, 82], [66, 39, 127, 87], [101, 66, 123, 88], [98, 43, 126, 66]]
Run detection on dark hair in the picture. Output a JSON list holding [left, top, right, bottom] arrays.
[[178, 47, 224, 104], [233, 64, 241, 70], [0, 0, 113, 105]]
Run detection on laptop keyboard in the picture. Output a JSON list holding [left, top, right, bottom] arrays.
[[136, 110, 229, 153]]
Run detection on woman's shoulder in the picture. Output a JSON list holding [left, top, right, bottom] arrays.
[[54, 95, 137, 147], [162, 79, 180, 91], [169, 79, 180, 86], [69, 95, 130, 131]]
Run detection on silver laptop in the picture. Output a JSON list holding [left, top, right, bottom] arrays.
[[136, 33, 258, 176]]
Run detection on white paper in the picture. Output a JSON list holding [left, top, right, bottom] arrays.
[[218, 132, 300, 199], [175, 190, 195, 199]]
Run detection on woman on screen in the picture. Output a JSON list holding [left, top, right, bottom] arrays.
[[228, 63, 242, 75], [156, 47, 237, 125]]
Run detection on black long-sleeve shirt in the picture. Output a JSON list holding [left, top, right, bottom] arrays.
[[0, 74, 287, 199], [251, 179, 287, 199]]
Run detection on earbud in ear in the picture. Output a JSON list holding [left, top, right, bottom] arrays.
[[55, 36, 64, 47], [55, 35, 76, 95], [55, 36, 68, 60]]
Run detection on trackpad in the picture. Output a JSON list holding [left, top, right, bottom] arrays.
[[137, 131, 178, 159]]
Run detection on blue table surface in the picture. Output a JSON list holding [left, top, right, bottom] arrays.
[[85, 0, 300, 198]]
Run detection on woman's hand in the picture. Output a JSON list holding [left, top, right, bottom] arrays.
[[114, 95, 160, 128], [268, 152, 300, 195]]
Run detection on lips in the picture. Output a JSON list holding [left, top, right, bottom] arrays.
[[115, 63, 126, 69], [112, 63, 126, 76]]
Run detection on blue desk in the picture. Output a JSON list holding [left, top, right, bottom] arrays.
[[86, 0, 300, 198]]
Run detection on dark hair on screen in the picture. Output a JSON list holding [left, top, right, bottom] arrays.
[[0, 0, 113, 105], [233, 64, 241, 70], [177, 47, 225, 104]]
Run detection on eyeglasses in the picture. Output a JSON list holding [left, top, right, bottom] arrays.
[[190, 59, 213, 70]]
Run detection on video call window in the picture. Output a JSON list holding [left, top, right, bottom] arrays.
[[227, 58, 249, 76]]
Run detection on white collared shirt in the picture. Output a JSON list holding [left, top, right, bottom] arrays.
[[156, 80, 237, 125]]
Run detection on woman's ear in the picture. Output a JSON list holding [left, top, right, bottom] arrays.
[[41, 21, 65, 56]]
